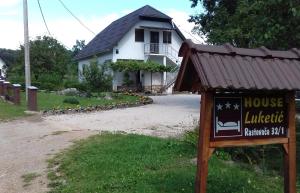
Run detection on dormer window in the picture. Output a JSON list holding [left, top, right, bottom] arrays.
[[135, 29, 144, 42], [163, 31, 172, 44]]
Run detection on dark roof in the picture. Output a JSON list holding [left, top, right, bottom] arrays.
[[75, 5, 185, 60], [174, 40, 300, 92]]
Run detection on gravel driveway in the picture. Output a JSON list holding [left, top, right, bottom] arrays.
[[0, 94, 200, 193]]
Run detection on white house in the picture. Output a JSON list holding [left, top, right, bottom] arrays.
[[75, 5, 185, 93], [0, 57, 6, 78]]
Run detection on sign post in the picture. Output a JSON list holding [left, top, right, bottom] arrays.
[[174, 40, 299, 193]]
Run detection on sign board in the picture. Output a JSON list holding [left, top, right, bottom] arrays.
[[212, 94, 288, 140], [195, 92, 296, 193]]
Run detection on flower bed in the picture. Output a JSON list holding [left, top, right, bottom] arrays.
[[42, 93, 153, 115]]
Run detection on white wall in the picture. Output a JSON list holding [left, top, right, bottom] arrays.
[[113, 20, 184, 62], [78, 52, 113, 81], [142, 71, 163, 86], [78, 19, 184, 91], [0, 58, 6, 77]]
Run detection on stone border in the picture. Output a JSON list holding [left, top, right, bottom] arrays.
[[42, 94, 153, 116]]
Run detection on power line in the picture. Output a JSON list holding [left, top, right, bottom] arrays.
[[177, 25, 205, 44], [57, 0, 96, 35], [37, 0, 51, 36]]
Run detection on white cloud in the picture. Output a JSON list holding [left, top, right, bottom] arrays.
[[167, 9, 205, 44], [0, 12, 119, 49], [0, 10, 19, 16], [0, 0, 20, 7], [0, 8, 205, 50], [44, 13, 119, 49]]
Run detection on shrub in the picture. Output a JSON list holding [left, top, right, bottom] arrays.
[[37, 73, 63, 91], [82, 59, 112, 92], [63, 97, 80, 105], [123, 72, 133, 87]]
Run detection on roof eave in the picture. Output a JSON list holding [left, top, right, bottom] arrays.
[[74, 49, 113, 61]]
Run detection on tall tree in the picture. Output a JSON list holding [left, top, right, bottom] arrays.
[[10, 36, 72, 79], [189, 0, 300, 49], [0, 48, 18, 70]]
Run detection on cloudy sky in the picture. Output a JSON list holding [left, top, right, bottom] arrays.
[[0, 0, 204, 50]]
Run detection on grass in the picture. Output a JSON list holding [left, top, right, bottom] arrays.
[[47, 134, 286, 193], [36, 92, 140, 111], [21, 172, 41, 187], [0, 98, 27, 120], [0, 92, 141, 121]]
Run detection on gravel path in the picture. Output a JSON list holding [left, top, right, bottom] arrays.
[[0, 94, 200, 193]]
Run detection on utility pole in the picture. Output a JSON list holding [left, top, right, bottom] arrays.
[[23, 0, 31, 101]]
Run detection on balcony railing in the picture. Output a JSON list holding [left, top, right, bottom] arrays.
[[144, 43, 179, 63]]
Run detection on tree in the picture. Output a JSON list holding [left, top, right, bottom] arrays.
[[0, 48, 18, 70], [8, 36, 72, 89], [72, 40, 85, 57], [189, 0, 300, 49]]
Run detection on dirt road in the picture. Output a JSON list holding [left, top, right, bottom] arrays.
[[0, 94, 200, 193]]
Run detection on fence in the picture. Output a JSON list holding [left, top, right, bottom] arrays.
[[0, 80, 21, 105]]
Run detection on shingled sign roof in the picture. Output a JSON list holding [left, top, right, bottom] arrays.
[[174, 40, 300, 92], [75, 5, 185, 60]]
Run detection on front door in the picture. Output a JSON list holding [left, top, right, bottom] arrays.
[[150, 31, 159, 54]]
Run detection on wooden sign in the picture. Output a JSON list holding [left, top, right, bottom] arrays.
[[212, 94, 288, 140], [196, 92, 296, 193]]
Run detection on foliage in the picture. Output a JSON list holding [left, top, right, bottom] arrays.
[[189, 0, 300, 49], [47, 133, 283, 193], [72, 40, 86, 57], [37, 73, 63, 91], [82, 58, 112, 92], [110, 60, 172, 72], [63, 97, 80, 105], [0, 48, 18, 72], [7, 36, 72, 90], [183, 126, 199, 147], [123, 72, 133, 86]]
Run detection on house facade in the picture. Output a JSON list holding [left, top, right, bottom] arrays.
[[0, 57, 6, 79], [75, 5, 185, 93]]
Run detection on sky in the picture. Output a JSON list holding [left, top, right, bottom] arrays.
[[0, 0, 204, 50]]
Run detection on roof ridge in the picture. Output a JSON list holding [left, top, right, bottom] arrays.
[[180, 40, 300, 59]]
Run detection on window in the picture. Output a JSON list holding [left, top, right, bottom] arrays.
[[135, 29, 144, 42], [163, 31, 172, 44]]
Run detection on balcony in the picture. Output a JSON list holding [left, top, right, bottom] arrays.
[[144, 43, 179, 64]]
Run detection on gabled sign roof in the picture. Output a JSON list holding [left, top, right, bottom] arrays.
[[174, 40, 300, 92]]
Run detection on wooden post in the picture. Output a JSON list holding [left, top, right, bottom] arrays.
[[3, 81, 10, 97], [284, 92, 297, 193], [0, 80, 4, 96], [195, 92, 214, 193], [13, 84, 21, 105], [28, 86, 38, 111]]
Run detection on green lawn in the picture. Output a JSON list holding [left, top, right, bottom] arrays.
[[47, 134, 286, 193], [0, 92, 141, 121], [0, 98, 27, 120], [36, 92, 140, 110]]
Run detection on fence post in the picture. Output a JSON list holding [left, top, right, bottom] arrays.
[[3, 81, 10, 97], [13, 84, 21, 105], [0, 80, 4, 96], [28, 86, 38, 111]]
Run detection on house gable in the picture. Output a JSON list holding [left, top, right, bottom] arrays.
[[75, 5, 185, 61]]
